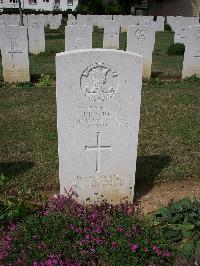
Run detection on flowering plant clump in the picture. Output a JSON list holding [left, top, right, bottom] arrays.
[[1, 189, 175, 265]]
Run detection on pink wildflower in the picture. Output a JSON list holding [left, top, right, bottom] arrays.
[[111, 242, 117, 249], [152, 245, 162, 255], [162, 250, 172, 257], [127, 207, 133, 216], [95, 226, 101, 234], [90, 247, 96, 254], [16, 258, 24, 265], [85, 234, 90, 240], [9, 223, 17, 231], [130, 243, 139, 252], [117, 226, 123, 233], [33, 260, 38, 266]]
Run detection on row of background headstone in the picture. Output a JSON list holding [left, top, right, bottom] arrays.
[[0, 13, 62, 29], [61, 14, 200, 79], [0, 14, 199, 82]]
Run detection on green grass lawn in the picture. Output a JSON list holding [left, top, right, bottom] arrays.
[[0, 28, 183, 81], [1, 80, 199, 204], [152, 31, 183, 78]]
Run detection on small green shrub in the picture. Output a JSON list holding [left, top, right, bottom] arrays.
[[0, 174, 8, 186], [168, 43, 185, 55], [15, 81, 34, 88], [184, 74, 200, 85], [164, 23, 172, 31], [37, 74, 52, 87], [0, 198, 29, 226], [152, 198, 200, 261]]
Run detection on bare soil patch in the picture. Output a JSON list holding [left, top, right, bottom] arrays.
[[136, 179, 200, 214]]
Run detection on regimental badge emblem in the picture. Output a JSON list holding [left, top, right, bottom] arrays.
[[80, 63, 119, 102], [135, 29, 147, 41], [195, 30, 200, 40], [32, 21, 41, 30]]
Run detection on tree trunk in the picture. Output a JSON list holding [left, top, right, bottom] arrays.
[[18, 0, 24, 26]]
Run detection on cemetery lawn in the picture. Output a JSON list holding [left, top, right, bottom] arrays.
[[0, 80, 199, 210], [0, 29, 183, 81]]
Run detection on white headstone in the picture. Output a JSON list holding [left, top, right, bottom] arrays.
[[95, 15, 112, 29], [103, 21, 119, 49], [1, 26, 30, 82], [28, 17, 45, 55], [56, 49, 143, 204], [156, 16, 165, 32], [46, 14, 53, 26], [182, 25, 200, 78], [127, 25, 155, 78], [0, 21, 5, 27], [67, 20, 80, 26], [68, 14, 76, 21], [9, 14, 20, 26], [23, 15, 28, 27], [65, 25, 92, 51], [174, 18, 200, 44], [120, 16, 139, 32], [174, 22, 188, 44], [167, 16, 176, 31], [50, 15, 61, 30]]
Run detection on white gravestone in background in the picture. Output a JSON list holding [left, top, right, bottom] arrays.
[[67, 20, 80, 26], [174, 22, 188, 44], [65, 25, 92, 51], [56, 49, 143, 204], [1, 26, 30, 82], [156, 16, 165, 32], [68, 14, 76, 21], [182, 25, 200, 78], [28, 18, 45, 55], [50, 15, 59, 29], [103, 21, 119, 49], [127, 25, 155, 78], [174, 19, 200, 44], [96, 15, 112, 29]]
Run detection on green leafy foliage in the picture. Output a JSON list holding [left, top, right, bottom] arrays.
[[0, 198, 29, 226], [0, 174, 8, 186], [105, 2, 122, 14], [153, 198, 200, 260], [168, 43, 185, 55], [164, 23, 172, 31], [37, 74, 52, 87], [15, 81, 34, 88], [184, 74, 200, 85], [76, 0, 105, 15]]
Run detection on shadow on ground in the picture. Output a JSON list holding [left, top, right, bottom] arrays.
[[134, 155, 171, 200], [151, 71, 164, 78], [0, 161, 35, 178]]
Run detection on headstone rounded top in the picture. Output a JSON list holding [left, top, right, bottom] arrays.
[[56, 48, 143, 60]]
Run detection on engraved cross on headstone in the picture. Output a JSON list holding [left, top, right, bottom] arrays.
[[8, 38, 23, 70], [85, 132, 111, 173], [35, 38, 39, 47]]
